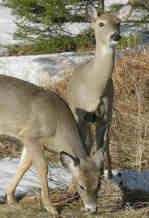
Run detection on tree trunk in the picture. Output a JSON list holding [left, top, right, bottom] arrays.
[[98, 0, 105, 14], [101, 0, 104, 11]]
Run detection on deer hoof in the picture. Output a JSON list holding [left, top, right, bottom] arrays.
[[46, 206, 59, 217], [7, 196, 17, 206]]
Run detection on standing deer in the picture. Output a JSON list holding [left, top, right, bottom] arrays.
[[1, 75, 103, 217], [67, 5, 132, 178]]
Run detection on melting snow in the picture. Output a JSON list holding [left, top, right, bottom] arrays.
[[0, 52, 93, 85], [0, 158, 149, 201], [0, 158, 72, 200]]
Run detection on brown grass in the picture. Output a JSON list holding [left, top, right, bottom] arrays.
[[1, 180, 149, 218], [111, 49, 149, 171]]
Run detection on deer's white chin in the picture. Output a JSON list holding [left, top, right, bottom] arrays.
[[110, 40, 119, 47]]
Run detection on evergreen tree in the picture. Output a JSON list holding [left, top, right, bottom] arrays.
[[3, 0, 106, 52], [129, 0, 149, 23], [129, 0, 149, 10], [3, 0, 97, 42]]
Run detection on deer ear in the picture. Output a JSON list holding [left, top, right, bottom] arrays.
[[116, 5, 132, 21], [60, 151, 80, 171], [87, 6, 98, 21]]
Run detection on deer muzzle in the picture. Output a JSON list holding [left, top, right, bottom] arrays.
[[111, 32, 121, 42], [83, 194, 97, 214]]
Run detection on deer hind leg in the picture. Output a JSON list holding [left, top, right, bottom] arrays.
[[31, 145, 58, 216], [7, 147, 32, 205]]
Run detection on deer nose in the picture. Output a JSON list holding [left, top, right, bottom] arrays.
[[86, 207, 97, 214], [111, 32, 121, 41], [84, 204, 97, 214]]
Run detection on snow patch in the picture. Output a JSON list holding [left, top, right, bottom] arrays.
[[1, 158, 149, 200], [0, 158, 72, 199], [105, 0, 128, 10], [0, 52, 93, 86]]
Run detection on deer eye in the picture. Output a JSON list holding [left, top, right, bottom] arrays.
[[99, 22, 104, 27], [79, 185, 86, 191]]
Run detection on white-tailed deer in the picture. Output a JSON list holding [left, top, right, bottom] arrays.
[[1, 75, 103, 217], [67, 5, 132, 178]]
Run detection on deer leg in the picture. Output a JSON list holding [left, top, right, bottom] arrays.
[[102, 95, 113, 179], [96, 95, 113, 178], [87, 122, 97, 156], [96, 118, 113, 178], [104, 128, 113, 178], [32, 145, 58, 217], [95, 120, 105, 176], [7, 147, 32, 205], [76, 109, 93, 154], [67, 176, 77, 195]]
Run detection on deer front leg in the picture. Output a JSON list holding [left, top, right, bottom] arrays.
[[75, 108, 94, 154], [7, 147, 32, 206], [103, 127, 113, 178], [67, 176, 77, 196], [32, 144, 59, 217], [96, 96, 113, 178]]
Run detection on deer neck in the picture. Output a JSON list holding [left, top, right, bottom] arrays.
[[94, 43, 114, 77], [86, 43, 115, 93]]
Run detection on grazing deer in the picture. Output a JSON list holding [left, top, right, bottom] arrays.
[[1, 75, 103, 217], [67, 5, 132, 178]]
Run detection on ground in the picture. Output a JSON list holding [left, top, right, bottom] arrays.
[[0, 50, 149, 217], [1, 180, 149, 218]]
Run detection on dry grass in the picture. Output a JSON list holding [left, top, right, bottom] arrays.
[[1, 180, 149, 218], [1, 49, 149, 217], [111, 49, 149, 171], [0, 136, 22, 159]]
